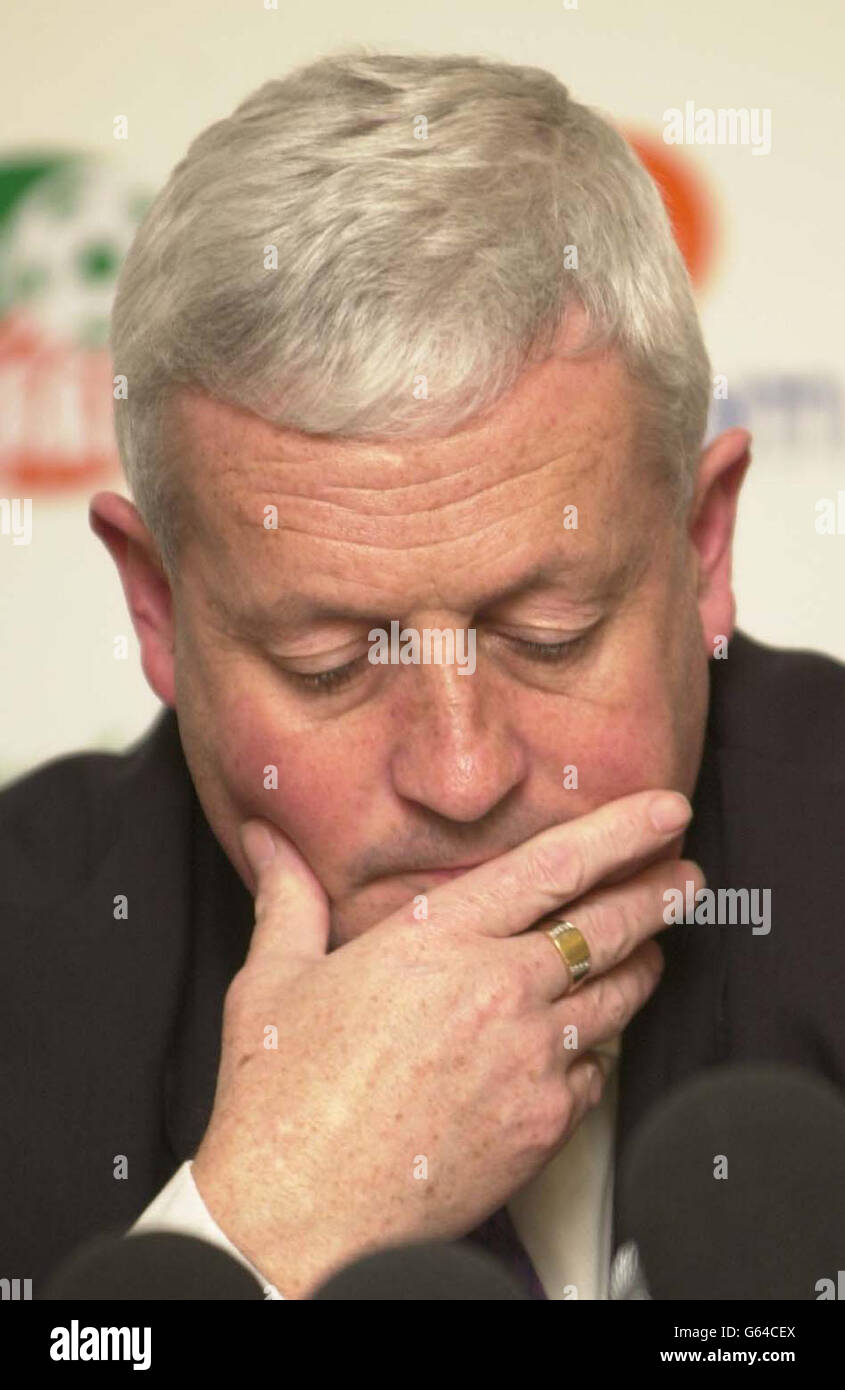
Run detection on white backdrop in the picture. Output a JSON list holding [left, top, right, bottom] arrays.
[[1, 0, 843, 781]]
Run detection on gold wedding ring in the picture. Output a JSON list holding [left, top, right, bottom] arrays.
[[542, 918, 592, 990]]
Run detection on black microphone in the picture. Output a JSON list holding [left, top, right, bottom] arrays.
[[613, 1062, 845, 1300], [310, 1239, 529, 1300], [40, 1231, 265, 1300]]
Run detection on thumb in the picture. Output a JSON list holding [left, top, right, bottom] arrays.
[[240, 818, 331, 972]]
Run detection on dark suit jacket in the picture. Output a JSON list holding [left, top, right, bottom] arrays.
[[2, 629, 844, 1295]]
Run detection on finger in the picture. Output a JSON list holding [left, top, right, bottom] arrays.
[[516, 857, 705, 1002], [421, 788, 692, 940], [239, 819, 331, 974], [549, 938, 665, 1053], [562, 1055, 607, 1130]]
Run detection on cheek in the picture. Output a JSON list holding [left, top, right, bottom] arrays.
[[210, 685, 382, 881], [584, 658, 704, 800], [522, 657, 692, 807], [584, 701, 679, 796]]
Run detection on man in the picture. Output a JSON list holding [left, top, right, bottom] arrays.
[[2, 51, 843, 1301]]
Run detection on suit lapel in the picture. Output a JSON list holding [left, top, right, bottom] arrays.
[[612, 662, 731, 1246]]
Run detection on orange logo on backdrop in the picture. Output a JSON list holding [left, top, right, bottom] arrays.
[[0, 312, 114, 492], [624, 129, 717, 290]]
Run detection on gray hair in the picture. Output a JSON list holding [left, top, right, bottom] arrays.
[[110, 49, 711, 573]]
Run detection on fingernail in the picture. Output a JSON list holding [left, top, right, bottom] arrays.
[[241, 822, 276, 871], [649, 793, 692, 834]]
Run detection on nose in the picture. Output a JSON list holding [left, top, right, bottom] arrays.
[[388, 654, 529, 824]]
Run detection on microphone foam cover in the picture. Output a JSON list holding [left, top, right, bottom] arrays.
[[617, 1062, 845, 1300], [40, 1230, 265, 1300], [311, 1239, 528, 1300]]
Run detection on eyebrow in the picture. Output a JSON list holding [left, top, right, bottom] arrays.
[[223, 550, 645, 639]]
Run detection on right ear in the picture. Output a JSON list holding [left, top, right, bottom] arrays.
[[89, 490, 176, 707]]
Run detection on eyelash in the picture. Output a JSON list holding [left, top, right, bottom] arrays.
[[290, 631, 591, 695], [514, 636, 586, 662], [294, 657, 367, 694]]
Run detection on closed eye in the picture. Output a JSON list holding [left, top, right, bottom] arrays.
[[508, 633, 590, 662], [288, 654, 368, 693], [286, 627, 595, 694]]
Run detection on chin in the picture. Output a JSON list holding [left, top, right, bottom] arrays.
[[329, 881, 420, 947]]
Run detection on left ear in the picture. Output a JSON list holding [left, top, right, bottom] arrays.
[[688, 427, 752, 654]]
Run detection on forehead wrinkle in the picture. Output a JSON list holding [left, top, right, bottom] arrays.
[[216, 426, 628, 549], [205, 401, 617, 499], [296, 440, 597, 502], [217, 518, 541, 603], [228, 476, 578, 547], [213, 449, 596, 535]]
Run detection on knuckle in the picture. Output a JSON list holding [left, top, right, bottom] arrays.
[[513, 1021, 551, 1078], [623, 799, 651, 850], [254, 881, 285, 924], [588, 809, 628, 871], [253, 889, 274, 927], [451, 870, 517, 926], [253, 871, 299, 926], [590, 892, 633, 962], [511, 958, 540, 1010], [556, 1079, 581, 1137], [471, 969, 514, 1024], [584, 1063, 605, 1111], [607, 982, 630, 1031], [596, 974, 632, 1031], [516, 838, 561, 901], [535, 834, 588, 904]]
